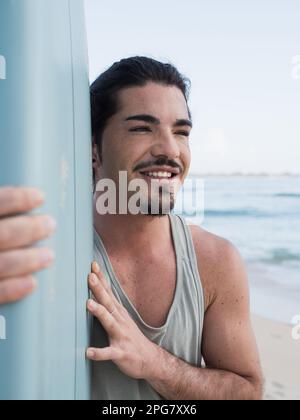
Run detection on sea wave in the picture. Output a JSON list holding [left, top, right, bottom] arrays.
[[274, 193, 300, 198], [260, 248, 300, 265], [203, 209, 273, 218]]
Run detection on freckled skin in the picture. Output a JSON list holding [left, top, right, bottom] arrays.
[[188, 225, 263, 399]]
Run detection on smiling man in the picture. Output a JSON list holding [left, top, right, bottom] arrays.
[[88, 56, 263, 400], [0, 56, 263, 400]]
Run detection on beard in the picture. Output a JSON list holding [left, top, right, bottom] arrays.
[[142, 189, 176, 217], [146, 202, 175, 217], [126, 180, 178, 217]]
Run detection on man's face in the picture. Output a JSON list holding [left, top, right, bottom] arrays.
[[94, 82, 192, 215]]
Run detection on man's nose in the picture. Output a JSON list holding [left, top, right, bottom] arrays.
[[150, 131, 180, 160]]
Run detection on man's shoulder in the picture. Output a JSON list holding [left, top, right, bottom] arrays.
[[188, 223, 239, 264], [187, 224, 248, 311]]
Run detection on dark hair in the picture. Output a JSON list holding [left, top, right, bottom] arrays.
[[90, 56, 191, 157]]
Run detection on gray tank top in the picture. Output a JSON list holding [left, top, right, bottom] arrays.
[[91, 214, 205, 400]]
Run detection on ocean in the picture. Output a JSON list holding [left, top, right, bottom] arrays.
[[179, 176, 300, 324]]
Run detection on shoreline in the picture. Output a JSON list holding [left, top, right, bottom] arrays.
[[251, 314, 300, 400]]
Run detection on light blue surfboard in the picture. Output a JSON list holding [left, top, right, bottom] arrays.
[[0, 0, 92, 400]]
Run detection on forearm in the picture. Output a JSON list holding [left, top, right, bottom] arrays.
[[146, 345, 262, 401]]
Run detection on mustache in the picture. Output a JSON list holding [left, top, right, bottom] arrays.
[[134, 158, 183, 173]]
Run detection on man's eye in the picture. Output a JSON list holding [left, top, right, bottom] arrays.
[[176, 131, 190, 137], [129, 126, 151, 132]]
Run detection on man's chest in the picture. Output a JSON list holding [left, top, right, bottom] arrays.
[[110, 255, 177, 329]]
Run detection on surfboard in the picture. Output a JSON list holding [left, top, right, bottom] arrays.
[[0, 0, 92, 400]]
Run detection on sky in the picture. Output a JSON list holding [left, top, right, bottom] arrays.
[[84, 0, 300, 174]]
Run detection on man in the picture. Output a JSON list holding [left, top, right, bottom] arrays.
[[0, 57, 263, 400]]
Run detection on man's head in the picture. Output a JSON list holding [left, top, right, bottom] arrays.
[[90, 56, 192, 215]]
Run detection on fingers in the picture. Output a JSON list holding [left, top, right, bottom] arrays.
[[0, 187, 44, 217], [0, 214, 56, 251], [91, 261, 120, 305], [86, 346, 122, 362], [0, 276, 37, 304], [0, 187, 55, 305], [0, 247, 55, 279], [87, 299, 121, 336], [88, 273, 117, 313], [91, 261, 110, 292]]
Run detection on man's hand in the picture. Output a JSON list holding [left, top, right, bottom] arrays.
[[0, 187, 56, 304], [86, 262, 159, 380]]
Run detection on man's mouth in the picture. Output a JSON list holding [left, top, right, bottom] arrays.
[[139, 167, 180, 180]]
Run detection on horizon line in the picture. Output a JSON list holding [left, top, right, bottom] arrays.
[[189, 172, 300, 177]]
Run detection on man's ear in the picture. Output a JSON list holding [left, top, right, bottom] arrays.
[[92, 136, 102, 193], [92, 136, 102, 169]]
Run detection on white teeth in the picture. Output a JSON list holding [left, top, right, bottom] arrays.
[[144, 171, 173, 178]]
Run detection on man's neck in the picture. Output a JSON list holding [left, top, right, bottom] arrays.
[[93, 202, 172, 257]]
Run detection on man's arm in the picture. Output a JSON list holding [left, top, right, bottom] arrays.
[[145, 228, 264, 400]]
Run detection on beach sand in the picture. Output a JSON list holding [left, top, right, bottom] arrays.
[[252, 314, 300, 400]]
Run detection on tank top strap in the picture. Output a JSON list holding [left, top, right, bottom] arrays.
[[169, 213, 198, 266], [169, 213, 205, 307]]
